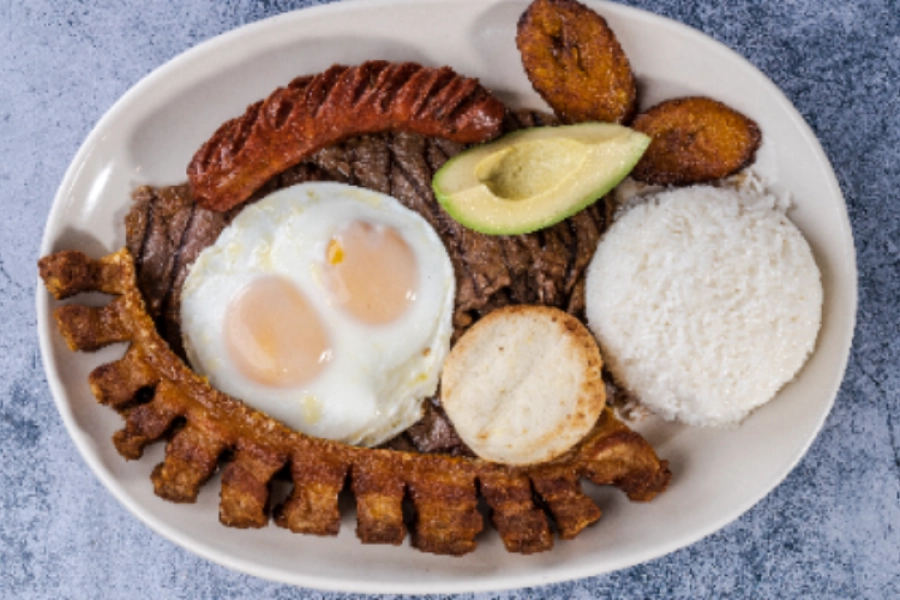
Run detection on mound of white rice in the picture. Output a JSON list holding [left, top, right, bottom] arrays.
[[585, 184, 822, 427]]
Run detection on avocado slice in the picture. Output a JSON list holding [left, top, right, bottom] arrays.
[[432, 123, 651, 235]]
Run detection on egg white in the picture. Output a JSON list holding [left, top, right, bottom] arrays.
[[180, 182, 455, 446]]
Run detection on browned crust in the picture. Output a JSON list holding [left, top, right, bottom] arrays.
[[630, 96, 762, 185], [187, 61, 507, 212], [516, 0, 637, 124], [38, 248, 671, 555], [440, 305, 606, 465]]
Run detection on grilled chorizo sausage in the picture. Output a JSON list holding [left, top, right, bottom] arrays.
[[187, 61, 507, 212]]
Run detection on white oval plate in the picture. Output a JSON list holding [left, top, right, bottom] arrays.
[[37, 0, 856, 594]]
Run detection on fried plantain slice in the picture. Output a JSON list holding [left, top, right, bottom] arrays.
[[516, 0, 637, 124], [630, 96, 762, 185]]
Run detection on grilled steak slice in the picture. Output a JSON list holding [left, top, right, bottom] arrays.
[[125, 111, 610, 454]]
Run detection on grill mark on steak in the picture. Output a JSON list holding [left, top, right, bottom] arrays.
[[537, 223, 571, 306], [569, 207, 602, 285], [421, 135, 514, 317], [127, 212, 147, 256], [459, 227, 512, 304], [384, 135, 447, 235], [155, 201, 197, 357], [387, 133, 448, 231], [420, 136, 470, 245], [310, 144, 354, 182], [129, 185, 196, 318], [349, 136, 391, 195], [125, 190, 152, 272], [497, 236, 535, 306], [159, 202, 197, 318]]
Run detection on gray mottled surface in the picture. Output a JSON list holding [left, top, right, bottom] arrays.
[[2, 0, 898, 597]]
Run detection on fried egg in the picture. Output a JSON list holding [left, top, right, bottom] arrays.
[[180, 182, 455, 446]]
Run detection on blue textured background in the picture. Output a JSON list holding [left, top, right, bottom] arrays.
[[3, 0, 899, 597]]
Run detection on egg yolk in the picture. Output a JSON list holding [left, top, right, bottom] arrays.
[[323, 220, 419, 324], [224, 275, 332, 387]]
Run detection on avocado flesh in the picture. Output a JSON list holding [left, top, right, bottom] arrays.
[[433, 123, 651, 235]]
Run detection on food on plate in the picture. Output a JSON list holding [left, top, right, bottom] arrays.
[[432, 123, 649, 234], [38, 0, 791, 556], [180, 182, 455, 446], [630, 96, 762, 186], [34, 0, 821, 559], [38, 248, 671, 554], [516, 0, 637, 124], [584, 184, 823, 426], [187, 61, 507, 212], [35, 0, 834, 563], [37, 0, 783, 551], [441, 305, 605, 465]]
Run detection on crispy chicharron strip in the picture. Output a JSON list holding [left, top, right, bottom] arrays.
[[187, 61, 507, 213], [39, 248, 670, 555]]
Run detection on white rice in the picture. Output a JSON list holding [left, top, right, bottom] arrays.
[[584, 183, 823, 427]]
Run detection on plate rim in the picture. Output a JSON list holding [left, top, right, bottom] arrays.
[[36, 0, 858, 593]]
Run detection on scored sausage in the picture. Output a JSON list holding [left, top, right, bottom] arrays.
[[187, 60, 507, 212]]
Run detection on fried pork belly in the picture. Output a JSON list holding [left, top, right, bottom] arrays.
[[39, 248, 671, 555]]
